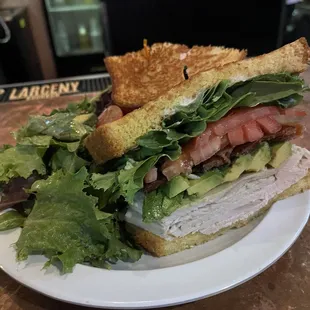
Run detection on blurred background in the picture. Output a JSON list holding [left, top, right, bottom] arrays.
[[0, 0, 309, 88]]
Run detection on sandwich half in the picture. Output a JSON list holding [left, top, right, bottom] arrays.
[[105, 41, 246, 108], [86, 38, 310, 257]]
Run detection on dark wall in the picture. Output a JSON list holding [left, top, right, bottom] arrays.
[[106, 0, 286, 56]]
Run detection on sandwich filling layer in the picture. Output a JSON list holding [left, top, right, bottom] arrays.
[[125, 145, 310, 240]]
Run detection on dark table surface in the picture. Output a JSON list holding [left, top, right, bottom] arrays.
[[1, 71, 310, 310]]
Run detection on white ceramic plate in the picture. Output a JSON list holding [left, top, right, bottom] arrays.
[[1, 191, 309, 309]]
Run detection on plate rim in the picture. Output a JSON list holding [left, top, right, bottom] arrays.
[[0, 191, 309, 309]]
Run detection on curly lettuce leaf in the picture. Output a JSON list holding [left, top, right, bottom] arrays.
[[94, 210, 142, 263], [128, 140, 182, 161], [90, 171, 118, 192], [104, 236, 142, 263], [0, 145, 46, 183], [91, 157, 160, 205], [89, 171, 120, 208], [50, 149, 88, 173], [15, 168, 141, 273], [14, 96, 97, 152], [0, 210, 25, 231], [9, 98, 96, 186], [16, 135, 81, 152], [15, 113, 94, 142], [49, 96, 96, 116], [90, 144, 182, 207], [118, 157, 159, 204]]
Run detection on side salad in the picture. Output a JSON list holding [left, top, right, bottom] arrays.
[[0, 93, 142, 274]]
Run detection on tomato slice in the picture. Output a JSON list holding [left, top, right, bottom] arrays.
[[212, 106, 280, 136], [228, 127, 246, 146], [256, 116, 282, 134], [190, 135, 224, 166], [97, 105, 123, 127], [243, 120, 264, 142]]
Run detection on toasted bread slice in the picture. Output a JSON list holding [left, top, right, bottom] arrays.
[[85, 38, 309, 164], [127, 170, 310, 257], [105, 43, 246, 108]]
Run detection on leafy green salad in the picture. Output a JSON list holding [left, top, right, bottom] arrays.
[[0, 98, 142, 273]]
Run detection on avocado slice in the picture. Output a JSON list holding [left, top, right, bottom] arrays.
[[224, 154, 252, 183], [246, 142, 271, 172], [162, 175, 190, 198], [187, 171, 223, 196], [268, 141, 292, 168]]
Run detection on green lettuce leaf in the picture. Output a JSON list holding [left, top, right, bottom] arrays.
[[92, 209, 142, 263], [90, 144, 182, 207], [0, 211, 25, 231], [104, 236, 142, 263], [0, 145, 46, 183], [118, 157, 159, 204], [89, 172, 120, 208], [14, 96, 97, 151], [16, 168, 103, 273], [49, 96, 96, 116], [16, 135, 53, 147], [93, 208, 113, 220], [50, 149, 88, 173], [91, 157, 160, 206], [16, 135, 80, 152], [15, 168, 141, 273], [90, 171, 118, 192], [128, 140, 182, 161], [15, 113, 93, 142]]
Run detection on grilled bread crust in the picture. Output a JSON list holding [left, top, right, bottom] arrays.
[[105, 43, 247, 108], [85, 38, 309, 164], [127, 170, 310, 257]]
